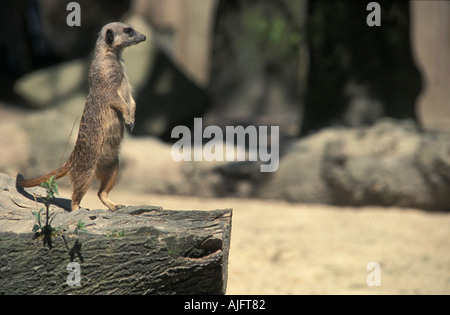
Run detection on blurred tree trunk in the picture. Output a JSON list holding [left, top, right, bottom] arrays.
[[209, 0, 305, 137], [410, 1, 450, 132], [295, 0, 309, 119], [132, 0, 218, 87], [300, 0, 422, 136], [176, 0, 218, 87]]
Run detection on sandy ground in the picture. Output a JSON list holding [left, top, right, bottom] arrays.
[[59, 187, 450, 295]]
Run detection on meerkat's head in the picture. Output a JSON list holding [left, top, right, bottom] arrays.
[[99, 22, 146, 54]]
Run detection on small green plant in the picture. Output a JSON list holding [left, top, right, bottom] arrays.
[[41, 175, 59, 200], [32, 175, 63, 248], [74, 220, 87, 234], [106, 229, 125, 238]]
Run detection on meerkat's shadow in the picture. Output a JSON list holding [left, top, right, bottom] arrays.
[[15, 174, 72, 211]]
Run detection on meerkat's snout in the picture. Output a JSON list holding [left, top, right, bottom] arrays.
[[133, 32, 146, 44], [123, 26, 146, 46], [139, 34, 146, 42]]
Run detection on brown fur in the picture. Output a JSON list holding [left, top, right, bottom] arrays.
[[17, 22, 146, 211]]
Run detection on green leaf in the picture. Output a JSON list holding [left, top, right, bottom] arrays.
[[41, 175, 59, 200], [32, 224, 40, 233], [32, 209, 43, 227]]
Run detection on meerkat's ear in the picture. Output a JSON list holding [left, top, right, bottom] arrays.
[[105, 29, 114, 46]]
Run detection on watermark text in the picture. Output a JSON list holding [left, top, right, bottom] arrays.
[[171, 118, 279, 172]]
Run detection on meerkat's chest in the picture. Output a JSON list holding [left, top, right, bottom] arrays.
[[98, 109, 124, 159]]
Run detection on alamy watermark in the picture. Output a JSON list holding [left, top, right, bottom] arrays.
[[171, 118, 279, 173], [66, 2, 81, 26], [66, 262, 81, 287], [366, 262, 381, 287], [366, 2, 381, 27], [67, 1, 380, 28]]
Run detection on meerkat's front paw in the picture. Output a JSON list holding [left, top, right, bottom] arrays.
[[125, 109, 135, 132], [126, 120, 135, 132]]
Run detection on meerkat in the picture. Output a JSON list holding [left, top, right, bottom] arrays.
[[17, 22, 146, 211]]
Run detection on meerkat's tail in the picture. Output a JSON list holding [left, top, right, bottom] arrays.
[[17, 161, 70, 188]]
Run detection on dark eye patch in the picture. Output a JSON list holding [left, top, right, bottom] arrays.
[[124, 27, 135, 36]]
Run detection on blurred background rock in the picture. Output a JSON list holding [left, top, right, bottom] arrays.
[[0, 0, 449, 211]]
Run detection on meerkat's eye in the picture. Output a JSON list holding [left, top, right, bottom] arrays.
[[124, 27, 135, 37]]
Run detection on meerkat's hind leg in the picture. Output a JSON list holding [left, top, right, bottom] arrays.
[[96, 159, 124, 211], [71, 170, 96, 211]]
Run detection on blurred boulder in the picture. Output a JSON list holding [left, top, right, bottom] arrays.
[[321, 120, 426, 208], [254, 119, 450, 211], [12, 107, 80, 181], [13, 59, 88, 108], [117, 136, 226, 197], [248, 130, 336, 203], [415, 133, 450, 209], [0, 106, 31, 175]]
